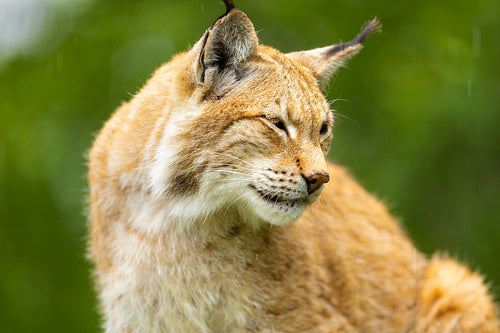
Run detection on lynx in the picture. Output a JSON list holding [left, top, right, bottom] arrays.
[[87, 1, 499, 332]]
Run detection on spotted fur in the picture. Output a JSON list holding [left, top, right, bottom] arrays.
[[87, 4, 499, 333]]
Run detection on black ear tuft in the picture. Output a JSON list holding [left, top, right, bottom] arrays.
[[354, 17, 382, 44], [325, 17, 381, 58], [286, 17, 381, 90], [222, 0, 236, 14]]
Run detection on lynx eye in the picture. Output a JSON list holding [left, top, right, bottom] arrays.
[[271, 118, 288, 135], [320, 123, 329, 135]]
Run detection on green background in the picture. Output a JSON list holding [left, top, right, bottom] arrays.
[[1, 0, 498, 331]]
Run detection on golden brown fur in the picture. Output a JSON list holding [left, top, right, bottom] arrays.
[[88, 3, 499, 332]]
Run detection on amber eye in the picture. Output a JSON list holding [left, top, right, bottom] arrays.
[[320, 123, 329, 135]]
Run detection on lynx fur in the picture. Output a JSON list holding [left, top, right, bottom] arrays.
[[87, 2, 499, 332]]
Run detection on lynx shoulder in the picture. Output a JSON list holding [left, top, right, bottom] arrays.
[[87, 1, 499, 332]]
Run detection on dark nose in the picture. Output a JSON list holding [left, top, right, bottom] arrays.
[[305, 172, 330, 194]]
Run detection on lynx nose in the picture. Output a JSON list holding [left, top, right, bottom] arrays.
[[305, 172, 330, 194]]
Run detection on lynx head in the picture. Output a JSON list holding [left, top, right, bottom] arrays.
[[149, 1, 379, 227]]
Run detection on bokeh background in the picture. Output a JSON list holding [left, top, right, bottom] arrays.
[[1, 0, 499, 331]]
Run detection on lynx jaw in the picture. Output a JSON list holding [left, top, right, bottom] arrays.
[[249, 184, 306, 207]]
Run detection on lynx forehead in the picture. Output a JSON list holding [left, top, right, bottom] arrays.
[[87, 1, 499, 332]]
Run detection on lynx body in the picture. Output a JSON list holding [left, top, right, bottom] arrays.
[[88, 3, 499, 332]]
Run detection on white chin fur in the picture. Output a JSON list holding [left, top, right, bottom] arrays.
[[256, 185, 326, 226], [149, 169, 325, 230], [237, 190, 308, 227]]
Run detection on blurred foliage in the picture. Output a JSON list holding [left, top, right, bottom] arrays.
[[0, 0, 499, 331]]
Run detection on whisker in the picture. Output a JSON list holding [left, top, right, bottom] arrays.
[[332, 110, 358, 125], [212, 152, 254, 166], [209, 152, 271, 173], [328, 98, 350, 106], [223, 192, 247, 216]]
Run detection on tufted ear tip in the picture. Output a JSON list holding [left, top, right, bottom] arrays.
[[287, 18, 381, 90], [221, 0, 236, 14], [354, 17, 382, 44], [322, 17, 381, 60]]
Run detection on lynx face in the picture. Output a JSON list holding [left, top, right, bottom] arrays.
[[155, 55, 333, 226], [147, 9, 379, 227]]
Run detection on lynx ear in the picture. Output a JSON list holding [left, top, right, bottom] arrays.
[[194, 4, 258, 88], [287, 18, 381, 90]]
